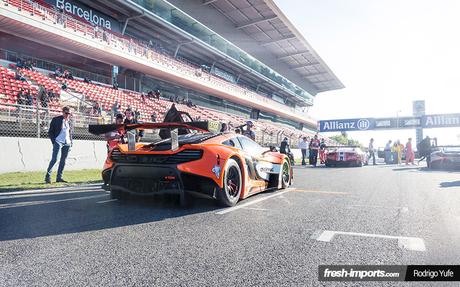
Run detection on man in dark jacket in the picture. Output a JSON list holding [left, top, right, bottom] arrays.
[[280, 137, 290, 155], [45, 106, 73, 183]]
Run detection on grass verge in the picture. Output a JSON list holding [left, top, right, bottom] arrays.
[[0, 169, 102, 192]]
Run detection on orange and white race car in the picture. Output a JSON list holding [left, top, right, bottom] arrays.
[[89, 121, 292, 207]]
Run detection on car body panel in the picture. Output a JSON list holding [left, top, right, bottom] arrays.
[[429, 147, 460, 169], [325, 146, 368, 167], [101, 131, 292, 200]]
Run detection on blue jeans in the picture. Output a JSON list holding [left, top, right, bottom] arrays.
[[384, 150, 391, 164], [301, 149, 307, 165], [46, 142, 71, 180]]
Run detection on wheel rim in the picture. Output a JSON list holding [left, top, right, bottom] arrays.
[[226, 166, 240, 198], [282, 162, 290, 184]]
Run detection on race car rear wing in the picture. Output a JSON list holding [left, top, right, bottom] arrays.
[[88, 121, 222, 135], [89, 121, 222, 151]]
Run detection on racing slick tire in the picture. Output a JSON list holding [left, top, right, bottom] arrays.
[[280, 160, 291, 189], [217, 159, 242, 207]]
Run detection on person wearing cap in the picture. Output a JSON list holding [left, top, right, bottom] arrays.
[[105, 114, 126, 151], [243, 121, 256, 141], [45, 106, 73, 183]]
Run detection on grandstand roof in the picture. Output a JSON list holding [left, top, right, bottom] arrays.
[[204, 0, 344, 93]]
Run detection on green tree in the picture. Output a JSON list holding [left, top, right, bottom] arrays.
[[330, 134, 363, 147]]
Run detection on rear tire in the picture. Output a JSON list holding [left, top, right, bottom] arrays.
[[217, 159, 242, 207]]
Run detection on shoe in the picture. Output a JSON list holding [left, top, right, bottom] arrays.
[[56, 179, 68, 183], [45, 178, 51, 184]]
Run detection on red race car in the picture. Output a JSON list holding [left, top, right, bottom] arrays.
[[89, 121, 292, 207], [325, 146, 369, 167]]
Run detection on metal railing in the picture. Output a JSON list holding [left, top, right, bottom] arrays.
[[0, 102, 103, 140]]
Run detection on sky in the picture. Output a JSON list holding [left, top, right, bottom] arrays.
[[274, 0, 460, 147]]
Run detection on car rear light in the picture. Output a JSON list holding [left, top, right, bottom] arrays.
[[110, 149, 203, 164]]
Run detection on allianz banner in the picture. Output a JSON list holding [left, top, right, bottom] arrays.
[[44, 0, 121, 32], [319, 118, 375, 132], [422, 114, 460, 128]]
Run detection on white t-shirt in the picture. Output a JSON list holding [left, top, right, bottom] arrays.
[[56, 119, 71, 145]]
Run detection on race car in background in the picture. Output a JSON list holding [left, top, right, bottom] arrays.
[[89, 119, 292, 207], [429, 146, 460, 170], [325, 146, 369, 167]]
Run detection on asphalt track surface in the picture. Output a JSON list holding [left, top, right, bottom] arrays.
[[1, 164, 460, 286]]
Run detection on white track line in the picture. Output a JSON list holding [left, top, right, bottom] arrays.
[[311, 230, 426, 252], [241, 207, 269, 211], [0, 184, 102, 196], [0, 194, 107, 209], [96, 199, 118, 204], [216, 188, 295, 215]]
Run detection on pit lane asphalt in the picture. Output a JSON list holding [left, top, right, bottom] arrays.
[[1, 164, 460, 286]]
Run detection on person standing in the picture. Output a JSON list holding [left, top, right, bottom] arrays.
[[384, 140, 392, 164], [243, 121, 256, 141], [319, 138, 327, 164], [391, 142, 398, 164], [405, 138, 415, 165], [298, 137, 308, 166], [368, 138, 376, 165], [395, 140, 403, 165], [417, 136, 431, 166], [310, 135, 320, 166], [280, 137, 290, 155], [45, 106, 72, 183], [105, 113, 126, 151]]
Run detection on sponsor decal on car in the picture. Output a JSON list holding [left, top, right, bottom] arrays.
[[255, 162, 281, 180], [212, 165, 221, 179]]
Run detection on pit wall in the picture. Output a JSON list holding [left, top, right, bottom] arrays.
[[0, 137, 306, 174], [0, 137, 106, 173]]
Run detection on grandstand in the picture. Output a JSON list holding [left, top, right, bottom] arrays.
[[0, 0, 343, 146]]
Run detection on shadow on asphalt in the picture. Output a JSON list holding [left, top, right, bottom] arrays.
[[0, 189, 219, 241], [439, 181, 460, 188], [392, 166, 460, 173]]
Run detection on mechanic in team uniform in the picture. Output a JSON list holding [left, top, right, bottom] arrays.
[[405, 138, 415, 165], [105, 113, 126, 151], [309, 135, 320, 166], [319, 138, 327, 164]]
